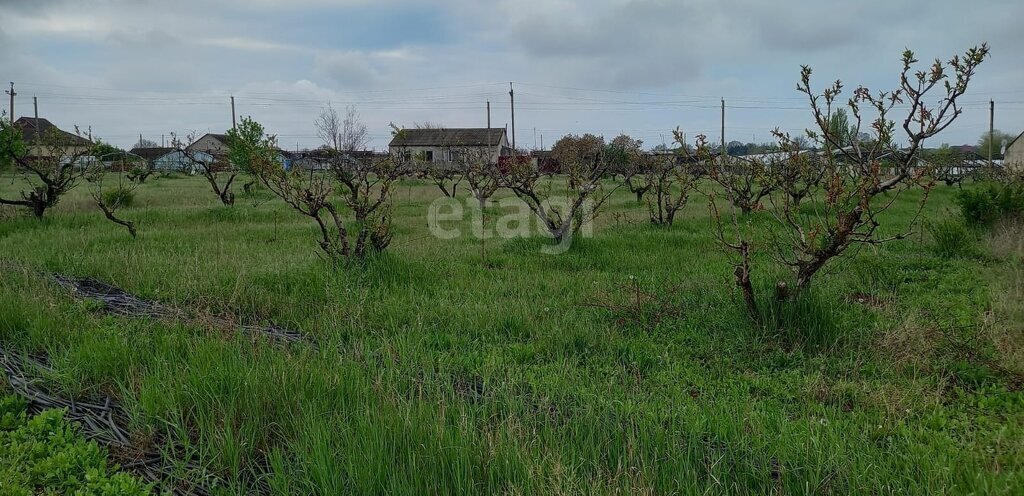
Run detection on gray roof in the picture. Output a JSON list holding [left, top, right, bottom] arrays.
[[389, 128, 505, 147], [129, 147, 176, 160], [14, 117, 92, 146]]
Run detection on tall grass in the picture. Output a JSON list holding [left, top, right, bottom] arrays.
[[0, 174, 1021, 494]]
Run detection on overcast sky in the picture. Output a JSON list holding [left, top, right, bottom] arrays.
[[1, 0, 1022, 150]]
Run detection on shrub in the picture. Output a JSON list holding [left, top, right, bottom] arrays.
[[927, 218, 976, 258], [0, 396, 152, 494], [956, 183, 1024, 226], [102, 187, 135, 209]]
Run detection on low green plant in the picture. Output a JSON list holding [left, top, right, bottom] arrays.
[[956, 183, 1024, 226], [927, 218, 977, 258], [0, 396, 152, 495], [102, 187, 135, 209]]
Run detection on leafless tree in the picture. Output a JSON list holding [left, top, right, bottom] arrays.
[[645, 132, 701, 226], [708, 44, 989, 320], [85, 165, 139, 238], [232, 117, 398, 262], [315, 104, 371, 153], [709, 153, 775, 215], [172, 132, 238, 206], [497, 134, 619, 243], [460, 147, 501, 209]]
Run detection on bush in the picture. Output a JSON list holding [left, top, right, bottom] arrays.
[[0, 395, 152, 494], [102, 188, 135, 209], [956, 183, 1024, 226], [927, 218, 976, 258]]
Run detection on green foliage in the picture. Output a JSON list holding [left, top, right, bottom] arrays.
[[226, 117, 279, 177], [976, 130, 1017, 159], [91, 140, 126, 161], [927, 218, 977, 258], [0, 396, 152, 494], [102, 187, 135, 209], [0, 117, 28, 172], [956, 183, 1024, 226]]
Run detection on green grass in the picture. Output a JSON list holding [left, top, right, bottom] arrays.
[[0, 173, 1022, 494]]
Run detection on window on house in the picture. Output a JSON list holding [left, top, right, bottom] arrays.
[[424, 151, 434, 162], [449, 150, 461, 162]]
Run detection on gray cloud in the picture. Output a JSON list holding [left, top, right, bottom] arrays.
[[0, 0, 1020, 149]]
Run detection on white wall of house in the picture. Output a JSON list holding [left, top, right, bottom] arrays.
[[188, 135, 228, 155], [1006, 134, 1024, 172], [153, 150, 213, 173], [389, 134, 509, 166]]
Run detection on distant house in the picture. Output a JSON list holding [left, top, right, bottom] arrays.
[[13, 117, 93, 159], [1006, 132, 1024, 173], [388, 128, 510, 167], [186, 132, 293, 169], [187, 133, 230, 156], [130, 146, 213, 174]]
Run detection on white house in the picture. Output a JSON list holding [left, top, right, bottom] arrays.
[[1006, 131, 1024, 173], [130, 147, 213, 174]]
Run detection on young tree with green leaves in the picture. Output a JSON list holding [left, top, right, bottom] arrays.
[[0, 115, 94, 218]]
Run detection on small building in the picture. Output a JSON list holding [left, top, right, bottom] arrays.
[[13, 117, 93, 159], [388, 128, 510, 167], [187, 133, 230, 156], [1006, 132, 1024, 173], [129, 146, 213, 174]]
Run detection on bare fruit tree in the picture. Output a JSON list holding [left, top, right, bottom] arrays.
[[460, 147, 500, 209], [709, 44, 989, 320], [85, 165, 139, 238], [0, 115, 93, 218], [645, 131, 702, 226], [709, 153, 775, 215], [231, 117, 397, 262], [172, 132, 238, 206], [424, 161, 463, 198], [498, 134, 619, 244]]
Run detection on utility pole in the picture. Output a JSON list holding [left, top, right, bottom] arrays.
[[486, 100, 491, 129], [720, 97, 726, 163], [989, 99, 994, 169], [33, 96, 39, 134], [231, 96, 237, 130], [5, 82, 14, 124], [507, 81, 516, 152], [139, 134, 143, 148]]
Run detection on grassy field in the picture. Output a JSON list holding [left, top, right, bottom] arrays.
[[0, 172, 1022, 494]]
